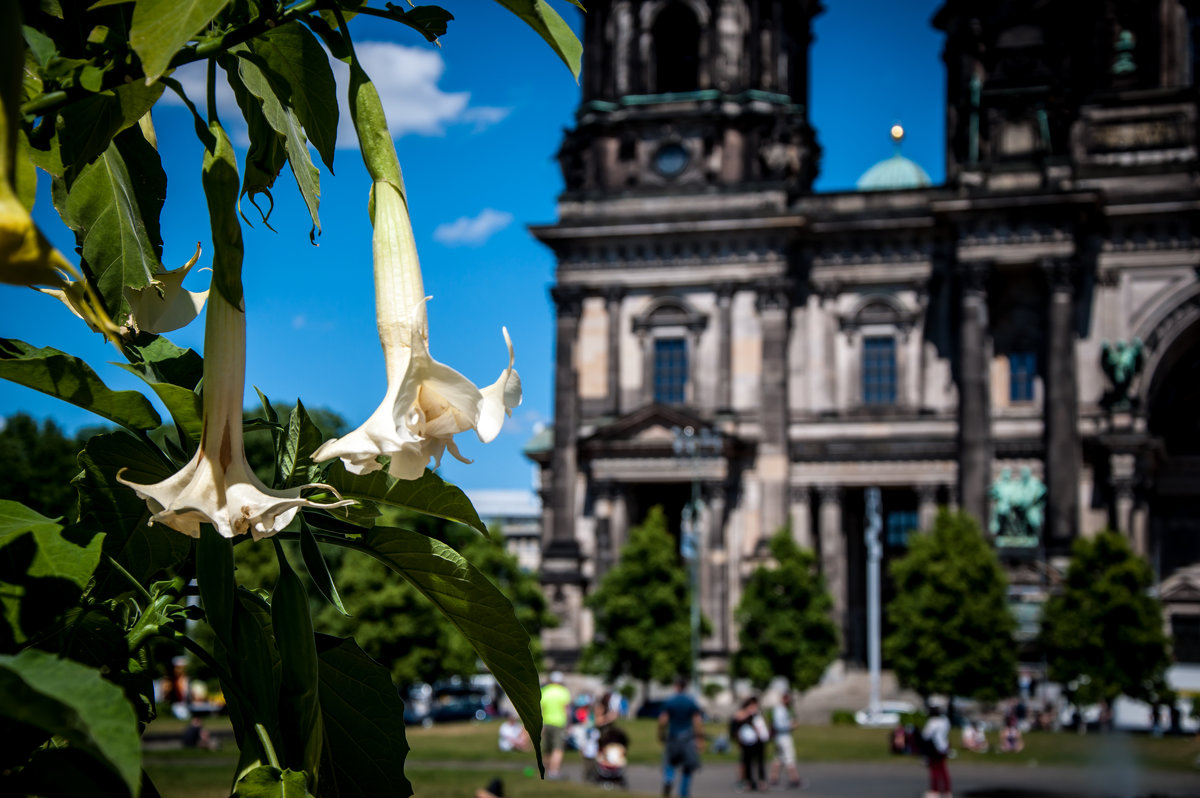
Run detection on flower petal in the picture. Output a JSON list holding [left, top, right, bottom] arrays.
[[477, 327, 522, 444]]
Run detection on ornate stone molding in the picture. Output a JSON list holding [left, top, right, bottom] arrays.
[[959, 260, 991, 293], [1038, 256, 1078, 292], [754, 278, 792, 312], [550, 285, 586, 317]]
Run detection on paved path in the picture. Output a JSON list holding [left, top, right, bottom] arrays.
[[534, 759, 1200, 798]]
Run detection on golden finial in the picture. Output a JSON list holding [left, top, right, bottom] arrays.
[[890, 124, 905, 142]]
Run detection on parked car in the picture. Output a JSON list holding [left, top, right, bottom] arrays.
[[406, 683, 496, 726]]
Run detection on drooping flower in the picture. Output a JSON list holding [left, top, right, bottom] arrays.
[[312, 182, 521, 480], [118, 289, 353, 539], [37, 244, 209, 336]]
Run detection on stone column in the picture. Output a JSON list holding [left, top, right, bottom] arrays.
[[757, 280, 791, 536], [717, 283, 734, 411], [605, 286, 624, 416], [791, 487, 813, 550], [817, 486, 846, 635], [957, 262, 992, 526], [917, 485, 939, 532], [546, 286, 583, 556], [1042, 257, 1080, 543]]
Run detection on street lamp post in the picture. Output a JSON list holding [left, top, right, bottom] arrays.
[[865, 487, 883, 722], [673, 424, 720, 699]]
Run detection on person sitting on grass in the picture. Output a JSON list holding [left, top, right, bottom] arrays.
[[497, 713, 532, 753]]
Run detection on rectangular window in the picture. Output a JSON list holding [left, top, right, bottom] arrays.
[[885, 510, 919, 548], [654, 338, 688, 404], [862, 336, 897, 405], [1010, 352, 1037, 402]]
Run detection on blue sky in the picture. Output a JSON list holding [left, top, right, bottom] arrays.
[[3, 0, 945, 495]]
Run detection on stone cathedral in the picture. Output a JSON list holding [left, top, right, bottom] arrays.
[[526, 0, 1200, 672]]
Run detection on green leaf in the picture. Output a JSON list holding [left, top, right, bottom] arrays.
[[299, 518, 347, 617], [244, 22, 338, 171], [59, 133, 166, 319], [75, 431, 191, 587], [356, 526, 543, 775], [314, 635, 413, 798], [233, 48, 321, 238], [0, 649, 141, 796], [130, 0, 231, 84], [56, 79, 164, 184], [386, 6, 454, 43], [120, 336, 204, 442], [197, 526, 236, 648], [270, 543, 323, 783], [0, 500, 103, 648], [225, 62, 286, 227], [322, 463, 486, 534], [233, 766, 313, 798], [491, 0, 582, 81], [0, 338, 161, 431], [276, 400, 326, 489], [0, 500, 101, 588]]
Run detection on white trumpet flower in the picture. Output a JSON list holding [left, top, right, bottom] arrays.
[[119, 290, 353, 539], [312, 182, 521, 480], [38, 244, 209, 336]]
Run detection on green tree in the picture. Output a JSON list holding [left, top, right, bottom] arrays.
[[315, 551, 477, 691], [582, 506, 704, 689], [0, 413, 97, 517], [884, 509, 1017, 702], [1039, 530, 1170, 706], [459, 529, 558, 665], [733, 529, 839, 691], [314, 517, 556, 690]]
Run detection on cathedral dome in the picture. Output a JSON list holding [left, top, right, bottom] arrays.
[[856, 125, 932, 191]]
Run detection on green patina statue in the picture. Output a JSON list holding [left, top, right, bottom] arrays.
[[1100, 337, 1144, 408], [989, 467, 1046, 547]]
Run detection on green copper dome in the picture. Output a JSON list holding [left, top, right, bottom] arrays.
[[856, 125, 932, 191]]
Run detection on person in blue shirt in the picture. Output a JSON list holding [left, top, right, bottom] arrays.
[[657, 677, 704, 797]]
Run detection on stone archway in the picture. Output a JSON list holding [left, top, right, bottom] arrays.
[[1143, 313, 1200, 580]]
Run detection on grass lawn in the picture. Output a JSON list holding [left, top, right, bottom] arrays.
[[142, 752, 656, 798], [141, 718, 1199, 796], [403, 719, 1200, 772]]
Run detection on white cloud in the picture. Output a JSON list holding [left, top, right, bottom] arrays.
[[461, 105, 513, 131], [291, 314, 308, 330], [160, 41, 509, 151], [432, 208, 514, 247]]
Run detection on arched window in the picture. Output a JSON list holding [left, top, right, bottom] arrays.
[[634, 295, 708, 406], [653, 2, 701, 92]]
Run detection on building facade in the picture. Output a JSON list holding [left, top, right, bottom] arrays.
[[528, 0, 1200, 671]]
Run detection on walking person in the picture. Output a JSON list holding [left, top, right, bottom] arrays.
[[733, 695, 770, 792], [921, 705, 952, 798], [658, 677, 704, 797], [539, 671, 571, 780], [768, 692, 804, 788]]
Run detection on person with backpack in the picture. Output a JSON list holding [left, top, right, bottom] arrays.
[[920, 705, 952, 798]]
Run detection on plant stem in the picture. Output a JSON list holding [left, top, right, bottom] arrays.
[[106, 555, 154, 603]]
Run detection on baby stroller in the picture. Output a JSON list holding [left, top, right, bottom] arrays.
[[590, 724, 629, 789]]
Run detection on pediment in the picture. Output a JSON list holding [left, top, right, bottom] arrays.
[[584, 403, 710, 445], [1159, 563, 1200, 603]]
